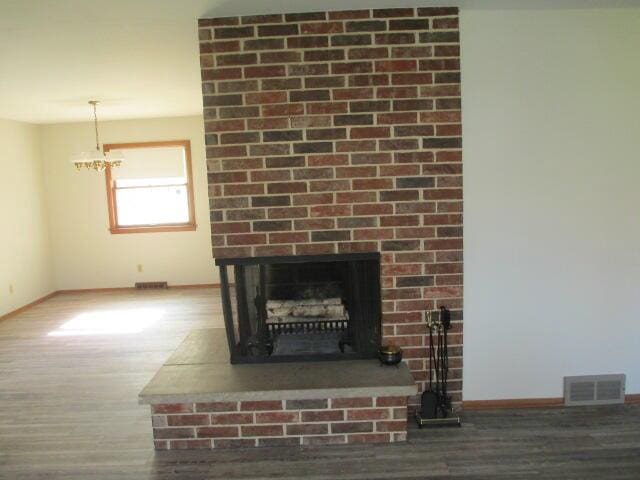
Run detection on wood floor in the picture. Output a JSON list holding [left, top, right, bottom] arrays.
[[1, 289, 639, 479]]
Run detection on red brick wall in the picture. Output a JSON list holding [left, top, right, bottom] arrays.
[[199, 7, 463, 408], [152, 397, 408, 449]]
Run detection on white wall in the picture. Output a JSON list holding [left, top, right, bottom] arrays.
[[462, 8, 640, 399], [41, 116, 217, 290], [0, 119, 53, 315]]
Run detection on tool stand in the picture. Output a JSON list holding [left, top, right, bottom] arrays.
[[415, 306, 461, 428]]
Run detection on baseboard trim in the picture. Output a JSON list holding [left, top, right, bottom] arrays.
[[625, 394, 640, 404], [464, 394, 640, 410], [56, 283, 220, 294], [463, 397, 564, 410], [0, 291, 57, 322], [170, 283, 221, 290], [56, 287, 134, 294]]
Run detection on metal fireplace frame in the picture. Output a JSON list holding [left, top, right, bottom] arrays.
[[215, 252, 382, 364]]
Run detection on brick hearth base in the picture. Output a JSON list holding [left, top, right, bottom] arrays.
[[141, 329, 416, 450], [151, 396, 408, 449]]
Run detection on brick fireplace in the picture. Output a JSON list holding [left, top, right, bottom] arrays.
[[199, 7, 463, 410]]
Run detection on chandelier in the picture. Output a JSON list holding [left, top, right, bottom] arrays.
[[71, 100, 124, 172]]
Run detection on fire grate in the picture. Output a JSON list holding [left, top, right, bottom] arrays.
[[266, 319, 348, 336]]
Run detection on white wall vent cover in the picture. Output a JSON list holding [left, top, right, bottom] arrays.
[[564, 374, 626, 406]]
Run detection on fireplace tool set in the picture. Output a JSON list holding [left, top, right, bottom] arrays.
[[415, 306, 461, 428]]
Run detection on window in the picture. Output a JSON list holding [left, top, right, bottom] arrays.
[[103, 140, 196, 234]]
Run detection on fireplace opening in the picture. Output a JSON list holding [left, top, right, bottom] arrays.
[[216, 253, 381, 363]]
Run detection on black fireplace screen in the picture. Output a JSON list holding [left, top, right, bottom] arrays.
[[216, 252, 381, 363]]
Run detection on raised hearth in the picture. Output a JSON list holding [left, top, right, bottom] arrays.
[[139, 329, 417, 449]]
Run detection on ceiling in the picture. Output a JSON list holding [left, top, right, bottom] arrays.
[[1, 0, 638, 124]]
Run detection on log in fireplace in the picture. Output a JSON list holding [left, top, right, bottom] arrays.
[[216, 252, 381, 363]]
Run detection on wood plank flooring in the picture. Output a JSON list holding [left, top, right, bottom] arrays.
[[1, 289, 639, 479]]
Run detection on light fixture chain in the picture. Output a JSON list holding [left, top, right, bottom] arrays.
[[92, 101, 100, 151]]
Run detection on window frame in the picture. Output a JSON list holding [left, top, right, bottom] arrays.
[[103, 139, 197, 234]]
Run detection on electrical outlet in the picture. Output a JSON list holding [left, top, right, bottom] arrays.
[[9, 284, 14, 295], [137, 264, 143, 273]]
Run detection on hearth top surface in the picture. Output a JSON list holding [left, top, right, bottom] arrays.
[[139, 328, 416, 404]]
